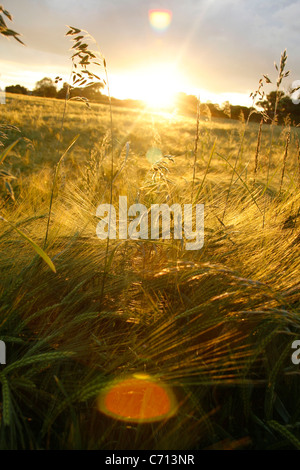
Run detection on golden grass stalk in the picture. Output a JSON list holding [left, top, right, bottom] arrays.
[[296, 136, 300, 187], [253, 118, 263, 184], [191, 96, 201, 203], [279, 127, 291, 193]]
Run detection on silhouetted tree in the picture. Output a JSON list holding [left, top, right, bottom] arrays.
[[33, 77, 57, 98], [5, 84, 28, 95], [174, 92, 198, 115], [222, 101, 231, 118], [57, 81, 104, 101], [230, 105, 251, 121], [258, 91, 285, 117], [70, 82, 104, 101], [280, 95, 300, 125], [258, 90, 300, 125], [205, 102, 227, 119], [57, 82, 69, 99]]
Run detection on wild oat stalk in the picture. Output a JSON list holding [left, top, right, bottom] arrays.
[[64, 26, 115, 302], [0, 5, 24, 44], [44, 25, 115, 279], [272, 50, 289, 125], [262, 50, 290, 226]]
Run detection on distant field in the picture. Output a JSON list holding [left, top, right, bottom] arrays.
[[0, 93, 300, 450]]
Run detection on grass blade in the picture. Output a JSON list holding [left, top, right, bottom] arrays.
[[0, 215, 56, 273]]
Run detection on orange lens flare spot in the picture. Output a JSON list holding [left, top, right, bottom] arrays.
[[97, 375, 177, 423], [148, 9, 172, 32]]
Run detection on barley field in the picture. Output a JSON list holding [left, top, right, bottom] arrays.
[[0, 87, 299, 450]]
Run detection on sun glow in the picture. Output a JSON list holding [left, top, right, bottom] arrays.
[[110, 64, 186, 109], [142, 67, 177, 108]]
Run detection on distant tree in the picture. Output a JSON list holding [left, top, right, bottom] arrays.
[[57, 82, 69, 100], [205, 102, 227, 119], [280, 95, 300, 125], [222, 101, 231, 118], [33, 77, 57, 98], [70, 82, 104, 101], [258, 90, 300, 124], [57, 81, 105, 102], [175, 93, 231, 119], [174, 92, 198, 115], [230, 105, 251, 121], [258, 90, 285, 118], [5, 84, 28, 95]]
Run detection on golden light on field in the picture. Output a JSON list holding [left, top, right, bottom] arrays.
[[149, 9, 172, 32], [97, 374, 177, 423]]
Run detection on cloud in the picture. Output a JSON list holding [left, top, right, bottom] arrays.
[[2, 0, 299, 100]]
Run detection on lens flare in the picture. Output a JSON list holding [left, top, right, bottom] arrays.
[[149, 9, 172, 32], [97, 374, 177, 423], [146, 147, 163, 164]]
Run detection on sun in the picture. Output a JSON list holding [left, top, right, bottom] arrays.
[[110, 63, 185, 110], [135, 64, 183, 109], [141, 66, 177, 109]]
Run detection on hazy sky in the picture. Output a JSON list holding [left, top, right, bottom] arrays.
[[1, 0, 299, 105]]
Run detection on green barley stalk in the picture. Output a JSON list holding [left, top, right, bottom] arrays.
[[268, 421, 300, 450], [0, 215, 56, 272], [0, 375, 11, 426], [264, 341, 292, 419]]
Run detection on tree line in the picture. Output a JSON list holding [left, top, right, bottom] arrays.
[[174, 91, 300, 125], [5, 77, 145, 109], [5, 77, 105, 100], [5, 77, 300, 125]]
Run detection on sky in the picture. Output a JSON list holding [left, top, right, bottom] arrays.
[[1, 0, 300, 107]]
